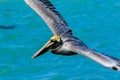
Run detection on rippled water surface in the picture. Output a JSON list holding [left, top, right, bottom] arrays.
[[0, 0, 120, 80]]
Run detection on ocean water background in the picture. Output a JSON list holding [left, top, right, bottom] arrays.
[[0, 0, 120, 80]]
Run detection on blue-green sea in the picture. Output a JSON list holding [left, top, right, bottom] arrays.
[[0, 0, 120, 80]]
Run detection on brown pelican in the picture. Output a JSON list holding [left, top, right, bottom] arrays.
[[25, 0, 120, 71]]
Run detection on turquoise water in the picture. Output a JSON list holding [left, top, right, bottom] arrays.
[[0, 0, 120, 80]]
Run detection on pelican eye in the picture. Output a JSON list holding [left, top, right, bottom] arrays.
[[50, 39, 57, 42]]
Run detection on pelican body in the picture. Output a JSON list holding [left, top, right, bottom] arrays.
[[25, 0, 120, 71]]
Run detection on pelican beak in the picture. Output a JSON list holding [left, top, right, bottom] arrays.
[[32, 40, 54, 59]]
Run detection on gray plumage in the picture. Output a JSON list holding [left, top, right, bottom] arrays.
[[25, 0, 72, 35], [25, 0, 120, 71]]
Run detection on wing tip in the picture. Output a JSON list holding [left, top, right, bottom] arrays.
[[111, 63, 120, 71]]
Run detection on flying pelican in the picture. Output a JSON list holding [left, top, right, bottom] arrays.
[[25, 0, 120, 71]]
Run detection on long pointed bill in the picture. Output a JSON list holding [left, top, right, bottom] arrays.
[[32, 40, 54, 59]]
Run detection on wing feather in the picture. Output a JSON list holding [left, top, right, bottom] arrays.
[[69, 44, 120, 70], [25, 0, 72, 36]]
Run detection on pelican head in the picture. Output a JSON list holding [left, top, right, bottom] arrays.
[[32, 35, 62, 59]]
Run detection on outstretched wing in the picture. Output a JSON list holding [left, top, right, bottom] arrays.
[[25, 0, 72, 36], [68, 43, 120, 71]]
